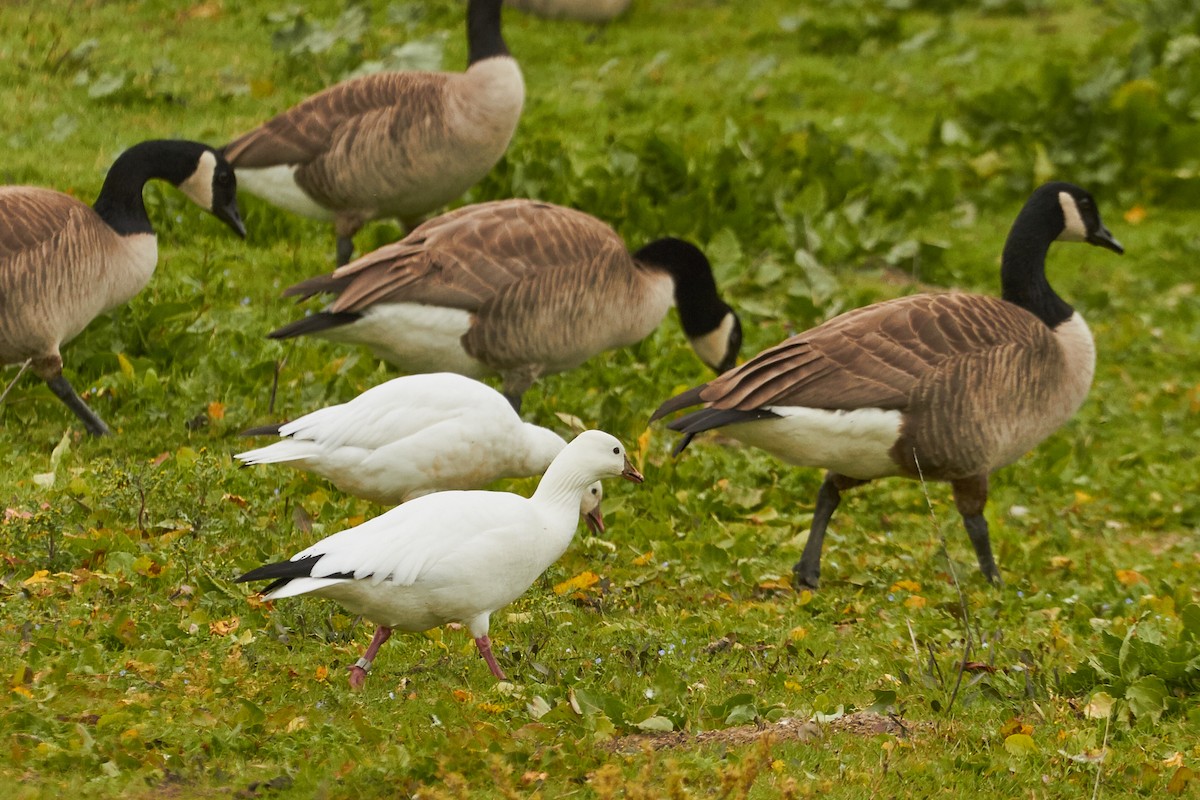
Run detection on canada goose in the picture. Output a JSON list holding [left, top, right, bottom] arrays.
[[652, 182, 1123, 589], [507, 0, 630, 22], [235, 372, 606, 532], [236, 430, 644, 685], [0, 140, 245, 437], [267, 199, 742, 410], [222, 0, 524, 265]]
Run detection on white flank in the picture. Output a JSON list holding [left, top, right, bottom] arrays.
[[235, 164, 335, 221], [1056, 191, 1087, 242], [177, 151, 216, 211], [687, 312, 737, 372], [319, 302, 487, 376], [724, 406, 904, 481]]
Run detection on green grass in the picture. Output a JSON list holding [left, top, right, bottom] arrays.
[[2, 0, 1199, 796]]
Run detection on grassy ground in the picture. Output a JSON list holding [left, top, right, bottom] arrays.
[[2, 0, 1199, 797]]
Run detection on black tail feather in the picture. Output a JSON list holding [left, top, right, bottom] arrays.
[[649, 383, 709, 423], [666, 407, 780, 455], [268, 311, 361, 340]]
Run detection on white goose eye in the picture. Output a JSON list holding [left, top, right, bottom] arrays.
[[612, 447, 620, 455]]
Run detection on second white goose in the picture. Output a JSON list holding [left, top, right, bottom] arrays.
[[235, 372, 606, 532], [236, 429, 643, 686], [652, 182, 1123, 589]]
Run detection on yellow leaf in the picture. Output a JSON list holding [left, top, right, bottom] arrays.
[[11, 685, 33, 699], [784, 680, 803, 692], [222, 493, 248, 508], [1124, 205, 1147, 224], [208, 617, 240, 636], [117, 353, 135, 378], [452, 689, 472, 702], [1003, 733, 1038, 756], [22, 570, 50, 586], [120, 728, 140, 742], [553, 571, 600, 595], [890, 580, 921, 593], [286, 716, 308, 733], [1000, 717, 1033, 737], [788, 626, 808, 641], [903, 595, 927, 609], [478, 702, 505, 714], [207, 401, 225, 421], [1084, 691, 1114, 720], [315, 666, 328, 682], [1074, 490, 1093, 505], [632, 551, 654, 566], [1115, 569, 1146, 587]]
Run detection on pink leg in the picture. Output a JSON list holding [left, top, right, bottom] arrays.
[[474, 635, 507, 680], [348, 626, 392, 689]]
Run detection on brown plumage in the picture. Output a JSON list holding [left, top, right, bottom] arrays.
[[0, 140, 244, 436], [270, 199, 741, 410], [223, 0, 523, 265], [507, 0, 630, 22], [653, 182, 1124, 588]]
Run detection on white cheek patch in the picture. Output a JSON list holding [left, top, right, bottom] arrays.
[[178, 150, 217, 212], [687, 312, 737, 371], [1056, 190, 1087, 242]]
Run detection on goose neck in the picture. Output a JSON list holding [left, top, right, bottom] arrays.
[[1000, 210, 1073, 329], [531, 458, 595, 518], [466, 0, 509, 65], [92, 140, 199, 237]]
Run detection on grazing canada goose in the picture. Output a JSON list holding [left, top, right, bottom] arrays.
[[652, 182, 1123, 589], [236, 429, 643, 686], [507, 0, 630, 22], [235, 372, 606, 532], [222, 0, 523, 265], [267, 199, 742, 411], [0, 140, 245, 437]]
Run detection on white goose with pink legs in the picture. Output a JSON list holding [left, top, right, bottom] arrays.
[[235, 430, 643, 686]]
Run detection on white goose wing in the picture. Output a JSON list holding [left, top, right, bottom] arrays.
[[280, 373, 517, 452], [295, 489, 533, 587]]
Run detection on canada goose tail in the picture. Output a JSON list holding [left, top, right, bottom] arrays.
[[649, 384, 709, 422], [268, 311, 361, 340], [666, 407, 781, 456], [282, 272, 355, 300]]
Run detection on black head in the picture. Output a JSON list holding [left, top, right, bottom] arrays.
[[1031, 181, 1123, 255], [634, 237, 742, 372]]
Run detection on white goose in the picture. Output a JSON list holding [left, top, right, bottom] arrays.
[[235, 372, 606, 532], [236, 430, 643, 686]]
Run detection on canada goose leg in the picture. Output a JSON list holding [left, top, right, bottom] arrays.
[[474, 635, 507, 681], [38, 354, 110, 437], [334, 213, 369, 266], [951, 475, 1002, 586], [793, 472, 866, 590], [335, 235, 355, 267], [500, 367, 540, 415], [348, 625, 392, 689]]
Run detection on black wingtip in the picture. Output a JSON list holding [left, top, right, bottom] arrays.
[[268, 311, 360, 340], [649, 383, 709, 423], [239, 423, 284, 437], [671, 432, 697, 457]]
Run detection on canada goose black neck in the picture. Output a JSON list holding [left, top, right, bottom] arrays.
[[466, 0, 509, 64], [92, 140, 213, 237], [1000, 183, 1078, 330], [634, 237, 732, 338]]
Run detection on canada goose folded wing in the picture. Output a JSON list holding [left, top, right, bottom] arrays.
[[665, 293, 1053, 416], [223, 73, 450, 170], [297, 199, 628, 315], [0, 190, 92, 259]]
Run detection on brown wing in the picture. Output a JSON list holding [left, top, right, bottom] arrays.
[[0, 188, 93, 261], [696, 293, 1049, 412], [294, 199, 627, 314], [223, 72, 450, 168]]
